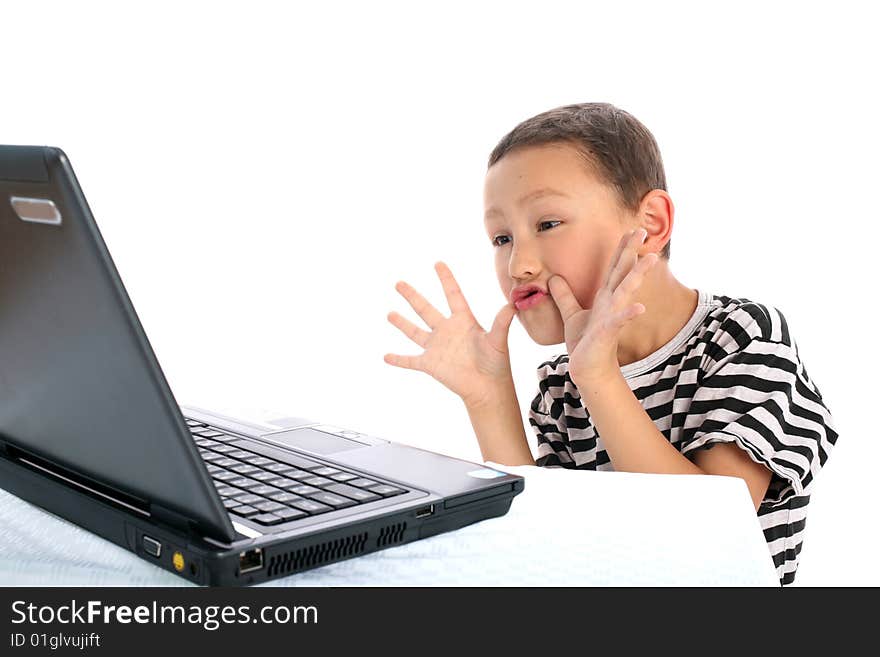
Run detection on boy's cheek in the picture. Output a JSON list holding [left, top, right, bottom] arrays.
[[574, 284, 601, 309], [558, 245, 611, 308], [564, 267, 606, 309]]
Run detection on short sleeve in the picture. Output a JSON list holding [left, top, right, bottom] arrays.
[[681, 337, 838, 507], [528, 357, 577, 468]]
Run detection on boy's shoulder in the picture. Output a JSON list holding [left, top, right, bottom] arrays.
[[704, 293, 795, 350]]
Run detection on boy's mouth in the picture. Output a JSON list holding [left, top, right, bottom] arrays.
[[514, 290, 547, 311]]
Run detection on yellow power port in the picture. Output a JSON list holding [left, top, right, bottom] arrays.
[[172, 551, 185, 572]]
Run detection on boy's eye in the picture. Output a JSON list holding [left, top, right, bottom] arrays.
[[491, 219, 561, 247]]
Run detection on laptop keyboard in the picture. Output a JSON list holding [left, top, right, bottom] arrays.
[[185, 418, 409, 527]]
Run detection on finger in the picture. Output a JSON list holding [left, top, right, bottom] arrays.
[[602, 230, 635, 289], [613, 303, 646, 327], [487, 302, 516, 351], [387, 310, 431, 349], [613, 252, 659, 302], [605, 228, 643, 291], [435, 261, 473, 317], [394, 279, 446, 329], [547, 274, 583, 321], [607, 229, 646, 292], [383, 352, 424, 372]]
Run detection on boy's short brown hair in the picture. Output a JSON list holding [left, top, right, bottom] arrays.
[[487, 102, 671, 259]]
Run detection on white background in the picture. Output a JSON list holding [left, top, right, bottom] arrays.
[[2, 1, 876, 585]]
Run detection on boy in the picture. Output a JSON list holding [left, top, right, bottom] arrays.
[[383, 102, 837, 586]]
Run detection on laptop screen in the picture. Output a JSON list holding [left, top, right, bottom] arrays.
[[0, 145, 235, 542]]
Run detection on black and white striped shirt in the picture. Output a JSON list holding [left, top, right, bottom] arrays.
[[527, 290, 838, 585]]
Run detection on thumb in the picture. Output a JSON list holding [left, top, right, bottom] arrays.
[[547, 274, 581, 321], [487, 302, 516, 350]]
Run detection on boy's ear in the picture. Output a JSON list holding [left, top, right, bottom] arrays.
[[638, 189, 673, 255]]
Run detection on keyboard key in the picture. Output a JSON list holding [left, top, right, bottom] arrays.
[[214, 457, 239, 468], [325, 483, 381, 502], [252, 513, 284, 525], [212, 470, 239, 482], [265, 463, 298, 474], [289, 499, 333, 515], [231, 505, 260, 517], [193, 430, 225, 438], [236, 481, 264, 492], [233, 493, 263, 506], [211, 444, 239, 454], [222, 498, 241, 510], [370, 484, 407, 497], [288, 484, 320, 496], [300, 476, 334, 487], [268, 492, 304, 504], [348, 478, 380, 488], [211, 434, 240, 443], [195, 439, 221, 448], [251, 485, 282, 496], [311, 466, 341, 476], [215, 485, 241, 497], [201, 452, 225, 463], [186, 420, 205, 427], [230, 464, 261, 475], [284, 469, 314, 480], [254, 501, 286, 513], [266, 476, 298, 488], [251, 471, 282, 482], [275, 507, 308, 521], [248, 456, 275, 467], [329, 472, 358, 482], [307, 492, 357, 509], [225, 449, 253, 459], [205, 464, 223, 474]]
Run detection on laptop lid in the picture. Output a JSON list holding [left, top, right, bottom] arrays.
[[0, 145, 236, 543]]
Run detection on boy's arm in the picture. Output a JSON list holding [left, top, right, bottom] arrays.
[[547, 229, 772, 510], [464, 377, 536, 466], [578, 368, 772, 511]]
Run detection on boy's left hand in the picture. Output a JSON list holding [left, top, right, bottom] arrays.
[[547, 228, 659, 390]]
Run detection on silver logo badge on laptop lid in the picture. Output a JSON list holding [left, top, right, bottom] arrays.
[[10, 196, 62, 226]]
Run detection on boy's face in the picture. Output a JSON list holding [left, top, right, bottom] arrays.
[[483, 142, 637, 346]]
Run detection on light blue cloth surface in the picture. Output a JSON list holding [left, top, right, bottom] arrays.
[[0, 463, 780, 586]]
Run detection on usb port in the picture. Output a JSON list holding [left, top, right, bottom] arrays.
[[414, 504, 435, 518], [239, 548, 263, 575]]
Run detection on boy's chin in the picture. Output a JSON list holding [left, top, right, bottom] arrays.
[[525, 327, 565, 346], [516, 307, 565, 345]]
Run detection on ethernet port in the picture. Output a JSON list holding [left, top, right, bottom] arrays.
[[239, 548, 263, 575]]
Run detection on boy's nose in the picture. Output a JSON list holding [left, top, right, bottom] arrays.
[[509, 243, 542, 280]]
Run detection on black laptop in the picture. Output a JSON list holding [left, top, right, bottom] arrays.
[[0, 145, 524, 585]]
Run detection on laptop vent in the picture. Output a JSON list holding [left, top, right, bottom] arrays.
[[377, 521, 407, 547], [267, 531, 369, 577]]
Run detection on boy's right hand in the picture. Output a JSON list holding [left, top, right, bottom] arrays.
[[384, 261, 517, 409]]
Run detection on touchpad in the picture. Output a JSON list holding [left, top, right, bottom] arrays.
[[263, 428, 368, 455]]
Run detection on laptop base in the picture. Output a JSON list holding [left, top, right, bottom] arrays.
[[0, 443, 519, 585]]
